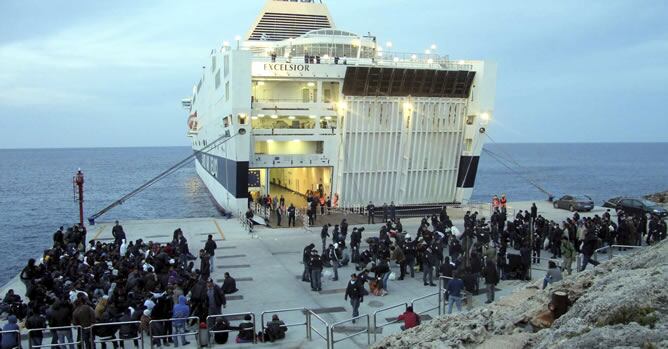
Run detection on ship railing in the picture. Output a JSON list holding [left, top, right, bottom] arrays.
[[27, 325, 83, 349], [206, 312, 257, 344], [251, 52, 468, 70], [148, 317, 200, 349], [328, 314, 371, 349], [89, 321, 143, 349], [371, 302, 408, 342], [1, 329, 21, 349]]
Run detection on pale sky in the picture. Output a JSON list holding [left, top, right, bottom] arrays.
[[0, 0, 666, 148]]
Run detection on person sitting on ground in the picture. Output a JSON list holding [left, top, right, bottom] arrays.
[[236, 314, 255, 343], [212, 317, 230, 345], [397, 306, 420, 331], [222, 272, 238, 294], [543, 261, 563, 289], [261, 314, 287, 342]]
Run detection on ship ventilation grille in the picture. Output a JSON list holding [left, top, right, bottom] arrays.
[[248, 12, 331, 41]]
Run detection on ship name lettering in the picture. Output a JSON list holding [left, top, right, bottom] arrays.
[[263, 63, 310, 72]]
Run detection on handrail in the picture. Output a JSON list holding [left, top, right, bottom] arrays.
[[149, 317, 200, 349], [27, 325, 82, 349], [371, 302, 408, 342], [260, 307, 307, 339], [305, 309, 330, 349], [89, 321, 143, 349], [0, 329, 21, 349], [410, 291, 441, 316], [206, 313, 256, 344], [329, 314, 371, 349], [594, 244, 644, 262]]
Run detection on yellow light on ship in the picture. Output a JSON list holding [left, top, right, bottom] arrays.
[[430, 44, 437, 50], [251, 116, 258, 120], [425, 49, 431, 54], [386, 41, 393, 48], [325, 116, 332, 120], [411, 54, 417, 60], [292, 139, 300, 142], [270, 114, 278, 119], [307, 82, 315, 87], [377, 51, 383, 57], [234, 35, 241, 41], [427, 58, 434, 64], [458, 60, 465, 65], [266, 139, 274, 143], [223, 41, 230, 47], [403, 102, 413, 110], [257, 81, 265, 86], [393, 57, 399, 63], [258, 114, 266, 118], [309, 115, 316, 119], [288, 116, 295, 120], [337, 101, 347, 111], [351, 39, 360, 47]]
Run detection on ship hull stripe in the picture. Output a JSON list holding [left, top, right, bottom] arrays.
[[456, 156, 480, 188], [194, 151, 249, 198]]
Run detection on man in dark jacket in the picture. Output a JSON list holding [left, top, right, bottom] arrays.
[[302, 243, 314, 282], [72, 294, 96, 349], [309, 251, 323, 291], [320, 225, 330, 252], [199, 249, 211, 280], [206, 279, 226, 317], [287, 204, 296, 227], [25, 306, 46, 348], [222, 272, 238, 294], [484, 260, 499, 304], [367, 202, 375, 224], [344, 274, 363, 322], [204, 235, 217, 274], [580, 232, 600, 271]]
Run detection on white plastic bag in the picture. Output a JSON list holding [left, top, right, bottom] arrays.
[[452, 226, 463, 239], [389, 272, 396, 281]]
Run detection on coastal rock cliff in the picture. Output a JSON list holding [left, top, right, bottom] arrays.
[[372, 241, 668, 349], [646, 190, 668, 204]]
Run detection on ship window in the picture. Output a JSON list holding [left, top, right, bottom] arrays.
[[215, 70, 221, 89], [225, 82, 230, 101], [464, 138, 473, 152], [224, 55, 230, 77]]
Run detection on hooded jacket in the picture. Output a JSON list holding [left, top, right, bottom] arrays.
[[1, 315, 20, 349], [172, 295, 190, 326]]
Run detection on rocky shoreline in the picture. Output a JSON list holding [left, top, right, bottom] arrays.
[[645, 190, 668, 204], [372, 241, 668, 349]]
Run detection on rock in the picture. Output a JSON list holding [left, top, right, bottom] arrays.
[[372, 241, 668, 349], [645, 190, 668, 204]]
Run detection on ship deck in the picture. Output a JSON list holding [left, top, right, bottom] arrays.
[[1, 201, 632, 349]]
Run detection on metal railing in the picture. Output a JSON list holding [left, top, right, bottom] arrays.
[[371, 302, 408, 342], [1, 329, 21, 349], [90, 321, 143, 349], [28, 325, 82, 349], [206, 313, 256, 344], [260, 307, 307, 339], [148, 317, 200, 349], [305, 310, 330, 349], [328, 314, 371, 349], [594, 244, 644, 262], [438, 276, 474, 312], [410, 291, 441, 316]]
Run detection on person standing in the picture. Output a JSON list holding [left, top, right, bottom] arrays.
[[320, 225, 330, 252], [204, 235, 217, 274], [390, 202, 397, 222], [276, 205, 283, 226], [72, 294, 96, 349], [344, 274, 363, 322], [422, 246, 436, 286], [390, 245, 407, 280], [199, 249, 211, 280], [287, 204, 296, 227], [560, 235, 575, 275], [483, 260, 499, 304], [447, 273, 465, 314], [172, 295, 191, 347], [328, 244, 340, 281], [367, 201, 375, 224], [580, 231, 600, 271], [206, 279, 226, 317], [382, 203, 389, 222], [302, 244, 315, 282], [310, 251, 323, 291], [112, 220, 126, 247]]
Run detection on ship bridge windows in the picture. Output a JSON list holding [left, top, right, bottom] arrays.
[[252, 80, 318, 103]]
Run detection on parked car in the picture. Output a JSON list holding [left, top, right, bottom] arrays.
[[602, 197, 623, 208], [615, 198, 668, 217], [553, 195, 594, 212]]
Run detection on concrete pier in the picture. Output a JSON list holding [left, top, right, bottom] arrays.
[[0, 200, 631, 348]]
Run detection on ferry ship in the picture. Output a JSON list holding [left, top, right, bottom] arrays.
[[183, 0, 497, 215]]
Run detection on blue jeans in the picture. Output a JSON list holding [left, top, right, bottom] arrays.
[[447, 296, 462, 314], [57, 329, 75, 349], [310, 269, 322, 290], [580, 254, 599, 271], [382, 272, 391, 290], [350, 297, 360, 318], [209, 255, 215, 273], [172, 323, 189, 346]]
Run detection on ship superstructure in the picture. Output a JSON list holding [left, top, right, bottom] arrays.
[[183, 0, 496, 214]]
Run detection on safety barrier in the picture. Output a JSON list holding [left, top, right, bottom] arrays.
[[206, 312, 256, 345], [328, 314, 371, 349], [1, 329, 21, 349], [260, 307, 308, 339], [371, 302, 408, 342], [410, 291, 441, 316], [305, 310, 330, 349], [148, 317, 200, 349], [27, 325, 83, 349], [90, 321, 143, 349], [594, 244, 643, 262]]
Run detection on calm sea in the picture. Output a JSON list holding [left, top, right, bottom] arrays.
[[1, 143, 666, 284]]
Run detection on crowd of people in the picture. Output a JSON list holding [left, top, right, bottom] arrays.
[[0, 222, 286, 348]]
